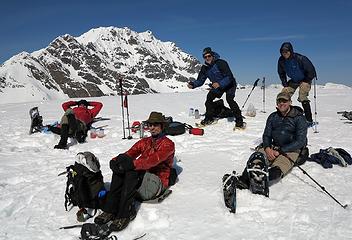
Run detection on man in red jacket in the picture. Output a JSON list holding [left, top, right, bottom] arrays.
[[94, 112, 175, 232], [53, 99, 103, 149]]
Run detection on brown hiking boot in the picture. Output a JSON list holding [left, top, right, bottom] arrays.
[[94, 212, 115, 225], [110, 217, 130, 232]]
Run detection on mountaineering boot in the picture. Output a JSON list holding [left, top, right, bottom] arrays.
[[94, 212, 115, 225], [110, 217, 130, 232], [54, 124, 69, 149], [233, 175, 249, 190], [268, 166, 283, 185], [200, 117, 215, 126], [232, 107, 246, 130], [246, 152, 269, 197], [302, 101, 313, 123], [234, 122, 247, 131]]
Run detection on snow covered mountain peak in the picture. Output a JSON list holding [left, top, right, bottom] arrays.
[[0, 26, 201, 104]]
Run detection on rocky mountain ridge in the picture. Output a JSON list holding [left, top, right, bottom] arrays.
[[0, 26, 201, 103]]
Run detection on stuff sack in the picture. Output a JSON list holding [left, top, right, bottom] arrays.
[[63, 152, 105, 211]]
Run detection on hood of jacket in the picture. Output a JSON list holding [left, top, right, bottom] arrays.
[[280, 42, 294, 54]]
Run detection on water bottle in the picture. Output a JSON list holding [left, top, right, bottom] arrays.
[[189, 108, 194, 117], [90, 129, 97, 138], [194, 109, 200, 119], [97, 129, 105, 138]]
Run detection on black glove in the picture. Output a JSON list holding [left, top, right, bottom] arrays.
[[110, 154, 135, 173]]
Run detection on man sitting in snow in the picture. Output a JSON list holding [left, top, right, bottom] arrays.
[[94, 112, 176, 232], [51, 99, 103, 149], [235, 92, 308, 187]]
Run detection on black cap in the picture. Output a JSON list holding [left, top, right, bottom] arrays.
[[202, 47, 213, 57], [77, 99, 89, 107]]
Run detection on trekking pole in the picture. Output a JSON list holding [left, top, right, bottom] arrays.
[[59, 224, 83, 229], [313, 76, 319, 133], [119, 78, 126, 139], [261, 77, 266, 113], [280, 151, 348, 209], [241, 78, 260, 111], [124, 92, 132, 139]]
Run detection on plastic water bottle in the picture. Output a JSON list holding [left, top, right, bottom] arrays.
[[194, 109, 200, 119], [189, 108, 194, 116], [90, 129, 97, 138], [97, 129, 105, 138]]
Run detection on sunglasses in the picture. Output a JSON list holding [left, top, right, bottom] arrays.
[[276, 99, 289, 104], [281, 50, 290, 54], [148, 123, 162, 127], [203, 54, 212, 59]]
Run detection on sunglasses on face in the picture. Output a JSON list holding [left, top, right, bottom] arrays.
[[203, 54, 212, 59], [281, 51, 290, 54], [277, 99, 289, 104], [148, 123, 162, 127]]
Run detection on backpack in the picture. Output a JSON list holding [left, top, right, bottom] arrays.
[[212, 99, 235, 118], [63, 152, 105, 211], [165, 121, 187, 136], [165, 121, 204, 136]]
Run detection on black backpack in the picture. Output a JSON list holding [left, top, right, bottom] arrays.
[[62, 152, 105, 211], [165, 121, 188, 136]]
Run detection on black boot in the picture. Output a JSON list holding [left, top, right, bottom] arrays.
[[268, 166, 283, 186], [67, 114, 78, 133], [302, 101, 313, 123], [54, 124, 69, 149], [227, 99, 243, 127]]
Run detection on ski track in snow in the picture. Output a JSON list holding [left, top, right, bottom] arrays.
[[0, 87, 352, 239]]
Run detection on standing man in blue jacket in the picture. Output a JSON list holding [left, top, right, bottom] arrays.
[[278, 42, 317, 125], [188, 47, 244, 128]]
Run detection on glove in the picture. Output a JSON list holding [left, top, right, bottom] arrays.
[[187, 82, 194, 89], [98, 189, 107, 198], [110, 154, 135, 173]]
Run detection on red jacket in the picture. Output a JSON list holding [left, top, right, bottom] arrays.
[[62, 101, 103, 124], [125, 135, 175, 188]]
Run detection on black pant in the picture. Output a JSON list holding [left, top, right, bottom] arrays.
[[102, 161, 141, 218], [205, 89, 243, 124]]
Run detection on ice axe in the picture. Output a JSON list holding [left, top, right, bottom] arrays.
[[241, 78, 260, 111]]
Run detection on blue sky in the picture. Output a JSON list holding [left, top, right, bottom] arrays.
[[1, 0, 351, 85]]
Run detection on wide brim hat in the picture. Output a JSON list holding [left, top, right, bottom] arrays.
[[145, 111, 167, 124]]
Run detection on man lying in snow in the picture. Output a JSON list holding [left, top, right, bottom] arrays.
[[50, 99, 103, 149]]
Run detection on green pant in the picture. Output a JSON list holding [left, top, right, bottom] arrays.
[[60, 109, 87, 136], [282, 81, 311, 102], [136, 172, 164, 201], [258, 148, 300, 176]]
